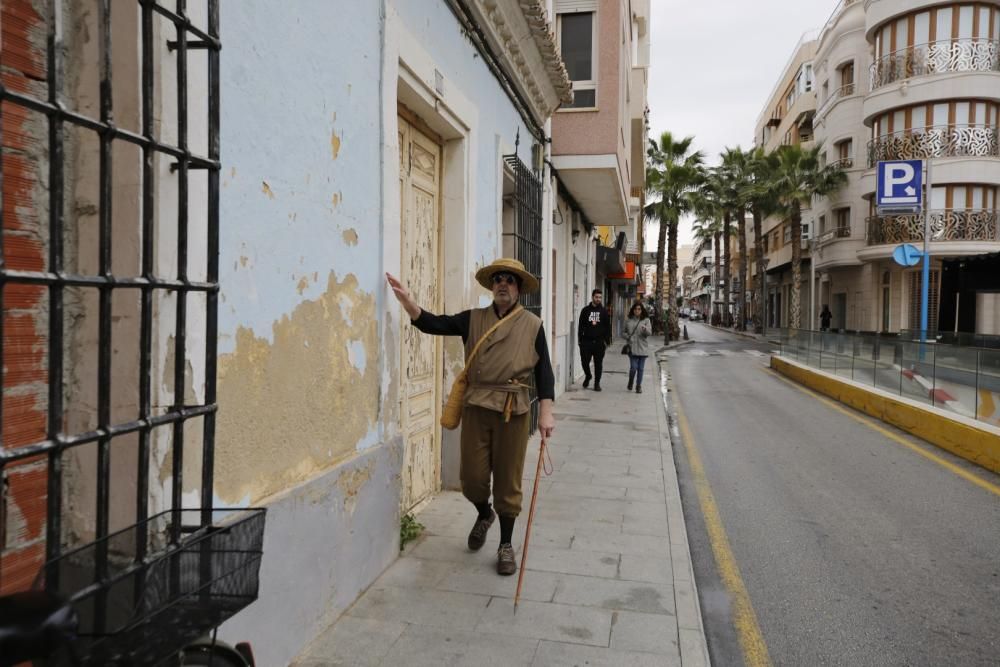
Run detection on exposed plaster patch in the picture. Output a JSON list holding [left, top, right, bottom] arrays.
[[239, 256, 249, 268], [261, 181, 275, 199], [331, 192, 342, 208], [296, 276, 310, 295], [341, 228, 358, 246], [330, 130, 342, 160], [214, 272, 379, 503], [338, 459, 375, 515]]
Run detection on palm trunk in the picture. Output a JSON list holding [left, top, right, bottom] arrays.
[[667, 216, 679, 340], [737, 213, 747, 331], [752, 207, 765, 334], [722, 212, 732, 327], [790, 200, 803, 329], [712, 230, 721, 323], [655, 218, 667, 335]]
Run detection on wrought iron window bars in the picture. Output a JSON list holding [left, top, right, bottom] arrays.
[[1, 0, 261, 662], [503, 152, 543, 432]]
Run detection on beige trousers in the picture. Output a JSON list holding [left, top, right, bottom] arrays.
[[459, 405, 531, 516]]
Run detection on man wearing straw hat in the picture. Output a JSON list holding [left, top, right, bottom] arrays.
[[386, 258, 555, 576]]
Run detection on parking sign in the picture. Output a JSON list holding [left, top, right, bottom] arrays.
[[876, 160, 923, 212]]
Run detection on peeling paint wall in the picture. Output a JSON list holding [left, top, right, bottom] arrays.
[[214, 2, 544, 664]]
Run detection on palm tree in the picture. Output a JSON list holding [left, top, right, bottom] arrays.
[[721, 148, 752, 330], [705, 166, 737, 327], [742, 148, 781, 333], [646, 132, 704, 340], [771, 144, 847, 328]]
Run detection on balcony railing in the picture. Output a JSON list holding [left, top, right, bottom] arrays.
[[830, 156, 854, 169], [870, 38, 1000, 89], [816, 83, 857, 119], [816, 226, 852, 245], [866, 209, 999, 245], [866, 125, 999, 167]]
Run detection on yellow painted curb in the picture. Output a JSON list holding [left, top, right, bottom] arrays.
[[770, 356, 1000, 475]]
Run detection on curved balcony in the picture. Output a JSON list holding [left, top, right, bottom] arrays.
[[866, 126, 999, 168], [866, 209, 999, 245], [816, 83, 858, 121], [816, 226, 853, 246], [869, 38, 1000, 90]]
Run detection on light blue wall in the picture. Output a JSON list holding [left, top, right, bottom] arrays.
[[219, 0, 383, 353], [216, 2, 542, 663]]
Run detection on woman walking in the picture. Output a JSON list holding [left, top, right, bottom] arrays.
[[624, 303, 653, 393]]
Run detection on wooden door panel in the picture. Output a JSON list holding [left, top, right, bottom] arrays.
[[399, 116, 442, 512]]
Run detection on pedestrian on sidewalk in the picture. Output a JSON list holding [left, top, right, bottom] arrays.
[[623, 302, 652, 393], [386, 259, 555, 576], [820, 305, 832, 332], [578, 289, 611, 391]]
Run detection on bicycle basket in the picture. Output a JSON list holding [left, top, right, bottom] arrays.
[[39, 508, 265, 666]]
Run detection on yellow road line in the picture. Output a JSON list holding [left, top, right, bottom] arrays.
[[672, 383, 773, 667], [765, 368, 1000, 499]]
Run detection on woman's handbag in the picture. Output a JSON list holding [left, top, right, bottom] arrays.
[[621, 343, 631, 355], [440, 306, 523, 430]]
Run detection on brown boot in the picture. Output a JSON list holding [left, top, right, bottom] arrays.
[[497, 543, 517, 576], [467, 511, 495, 551]]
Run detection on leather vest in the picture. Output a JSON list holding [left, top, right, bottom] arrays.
[[464, 306, 541, 415]]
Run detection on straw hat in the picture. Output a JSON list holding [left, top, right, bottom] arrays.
[[475, 258, 539, 294]]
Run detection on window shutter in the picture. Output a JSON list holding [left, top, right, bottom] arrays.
[[556, 0, 598, 12]]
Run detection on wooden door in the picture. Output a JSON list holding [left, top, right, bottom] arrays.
[[398, 114, 443, 512]]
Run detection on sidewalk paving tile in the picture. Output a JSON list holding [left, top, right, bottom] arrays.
[[347, 586, 490, 631], [619, 553, 673, 585], [379, 625, 540, 667], [476, 598, 613, 647], [551, 573, 675, 614], [571, 532, 669, 557], [610, 609, 681, 654], [519, 545, 620, 578], [290, 616, 407, 667], [532, 640, 677, 666]]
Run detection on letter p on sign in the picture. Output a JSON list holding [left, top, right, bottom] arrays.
[[876, 159, 923, 208]]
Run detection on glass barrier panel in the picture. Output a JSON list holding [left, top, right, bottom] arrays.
[[976, 348, 1000, 426], [874, 338, 903, 396], [899, 341, 932, 405]]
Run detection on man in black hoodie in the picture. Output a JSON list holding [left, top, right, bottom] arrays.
[[578, 289, 612, 391]]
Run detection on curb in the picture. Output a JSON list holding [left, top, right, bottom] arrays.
[[654, 358, 712, 666], [771, 355, 1000, 475]]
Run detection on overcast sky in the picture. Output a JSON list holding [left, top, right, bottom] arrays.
[[645, 0, 837, 249]]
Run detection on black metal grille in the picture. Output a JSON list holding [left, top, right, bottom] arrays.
[[502, 153, 542, 433], [503, 154, 543, 317], [0, 0, 221, 596]]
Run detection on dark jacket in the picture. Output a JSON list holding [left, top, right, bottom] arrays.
[[578, 303, 611, 347]]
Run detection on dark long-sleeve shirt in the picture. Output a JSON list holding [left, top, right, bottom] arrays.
[[412, 307, 555, 401], [578, 303, 611, 346]]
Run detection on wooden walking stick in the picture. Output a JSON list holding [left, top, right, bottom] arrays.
[[514, 433, 552, 612]]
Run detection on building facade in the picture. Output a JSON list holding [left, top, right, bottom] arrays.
[[753, 33, 819, 329], [550, 0, 650, 368], [810, 0, 1000, 334]]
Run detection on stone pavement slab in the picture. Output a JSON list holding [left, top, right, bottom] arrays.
[[292, 340, 709, 666]]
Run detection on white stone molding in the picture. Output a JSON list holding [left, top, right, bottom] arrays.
[[467, 0, 574, 124]]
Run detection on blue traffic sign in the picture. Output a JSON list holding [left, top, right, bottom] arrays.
[[892, 243, 922, 267], [876, 160, 923, 209]]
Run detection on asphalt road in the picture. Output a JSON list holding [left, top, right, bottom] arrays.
[[663, 321, 1000, 667]]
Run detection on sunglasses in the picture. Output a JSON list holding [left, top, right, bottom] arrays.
[[492, 273, 517, 286]]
